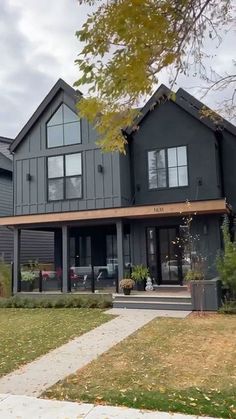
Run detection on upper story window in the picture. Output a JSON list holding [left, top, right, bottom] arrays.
[[47, 153, 82, 201], [148, 146, 188, 189], [47, 104, 81, 148]]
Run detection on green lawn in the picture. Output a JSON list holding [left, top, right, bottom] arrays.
[[44, 314, 236, 418], [0, 308, 112, 377]]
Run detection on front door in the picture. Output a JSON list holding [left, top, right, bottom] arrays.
[[146, 226, 183, 285]]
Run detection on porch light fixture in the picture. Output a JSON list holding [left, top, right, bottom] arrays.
[[26, 173, 32, 181], [97, 164, 103, 173]]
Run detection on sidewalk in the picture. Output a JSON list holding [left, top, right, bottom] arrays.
[[0, 309, 190, 397], [0, 394, 216, 419]]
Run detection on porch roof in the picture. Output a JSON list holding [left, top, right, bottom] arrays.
[[0, 199, 228, 228]]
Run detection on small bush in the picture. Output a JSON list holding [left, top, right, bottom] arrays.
[[0, 262, 12, 298], [0, 294, 112, 309], [217, 216, 236, 300], [219, 300, 236, 314]]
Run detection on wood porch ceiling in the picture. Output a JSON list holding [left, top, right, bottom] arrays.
[[0, 199, 228, 227]]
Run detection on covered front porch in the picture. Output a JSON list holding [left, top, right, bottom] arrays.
[[12, 220, 130, 295], [0, 198, 228, 295]]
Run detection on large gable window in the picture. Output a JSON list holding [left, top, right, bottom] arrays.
[[48, 153, 82, 201], [148, 146, 188, 189], [47, 104, 81, 148]]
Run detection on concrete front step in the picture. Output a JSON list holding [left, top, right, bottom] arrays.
[[113, 286, 192, 310], [113, 300, 193, 311], [153, 285, 189, 292], [114, 295, 191, 303]]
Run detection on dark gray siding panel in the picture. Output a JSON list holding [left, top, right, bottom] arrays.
[[119, 153, 131, 206], [131, 100, 222, 206], [0, 173, 54, 264], [0, 227, 13, 263], [221, 130, 236, 211], [14, 90, 122, 215], [0, 174, 13, 216], [20, 230, 54, 264], [0, 229, 54, 264]]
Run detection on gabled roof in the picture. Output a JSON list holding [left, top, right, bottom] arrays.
[[126, 84, 236, 137], [0, 137, 12, 173], [0, 136, 12, 160], [0, 152, 12, 172], [10, 79, 82, 152]]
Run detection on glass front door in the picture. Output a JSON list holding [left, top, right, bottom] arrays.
[[147, 226, 183, 285]]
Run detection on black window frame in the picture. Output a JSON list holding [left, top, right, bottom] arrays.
[[47, 152, 83, 202], [46, 103, 82, 149], [147, 145, 189, 190]]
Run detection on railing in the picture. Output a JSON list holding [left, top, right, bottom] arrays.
[[19, 264, 118, 293], [69, 265, 118, 293]]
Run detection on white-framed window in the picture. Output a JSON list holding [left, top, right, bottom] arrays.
[[148, 146, 188, 189], [47, 153, 82, 201]]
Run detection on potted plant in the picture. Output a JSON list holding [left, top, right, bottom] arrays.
[[21, 270, 36, 292], [131, 265, 150, 291], [119, 278, 135, 295], [185, 269, 205, 311], [185, 269, 204, 289]]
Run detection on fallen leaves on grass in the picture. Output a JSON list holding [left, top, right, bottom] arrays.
[[0, 308, 111, 376]]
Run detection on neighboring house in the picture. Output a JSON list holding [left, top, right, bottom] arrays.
[[0, 136, 14, 262], [0, 136, 54, 266], [0, 79, 235, 294]]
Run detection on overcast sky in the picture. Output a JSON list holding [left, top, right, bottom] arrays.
[[0, 0, 235, 139]]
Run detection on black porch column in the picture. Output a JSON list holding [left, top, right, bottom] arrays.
[[116, 220, 124, 289], [13, 227, 21, 294], [62, 225, 69, 293]]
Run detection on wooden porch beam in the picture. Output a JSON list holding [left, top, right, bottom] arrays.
[[0, 199, 228, 227]]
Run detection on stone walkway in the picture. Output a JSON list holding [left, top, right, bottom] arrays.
[[0, 394, 215, 419], [0, 309, 190, 397]]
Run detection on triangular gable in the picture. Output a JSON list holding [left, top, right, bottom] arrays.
[[10, 79, 82, 152], [126, 84, 236, 137]]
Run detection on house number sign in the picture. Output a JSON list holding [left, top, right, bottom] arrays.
[[153, 207, 164, 213]]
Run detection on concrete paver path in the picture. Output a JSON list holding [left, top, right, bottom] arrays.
[[0, 309, 190, 397], [0, 394, 215, 419]]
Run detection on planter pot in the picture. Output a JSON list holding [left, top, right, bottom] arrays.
[[42, 279, 61, 292], [136, 280, 146, 291], [190, 278, 222, 311], [123, 288, 131, 295], [21, 281, 34, 292]]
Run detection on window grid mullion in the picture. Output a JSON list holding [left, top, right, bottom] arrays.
[[63, 155, 66, 199], [165, 149, 169, 187], [176, 147, 180, 187]]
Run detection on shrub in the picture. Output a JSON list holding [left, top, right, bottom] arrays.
[[217, 216, 236, 300], [0, 294, 112, 309], [219, 301, 236, 314], [0, 262, 12, 298]]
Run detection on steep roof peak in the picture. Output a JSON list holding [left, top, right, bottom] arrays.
[[10, 79, 82, 152], [127, 84, 235, 137]]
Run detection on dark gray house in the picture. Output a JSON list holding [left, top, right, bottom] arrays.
[[0, 79, 235, 294], [0, 136, 14, 262], [0, 136, 54, 266]]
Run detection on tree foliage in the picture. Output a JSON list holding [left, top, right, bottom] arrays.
[[76, 0, 234, 152], [217, 216, 236, 300]]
